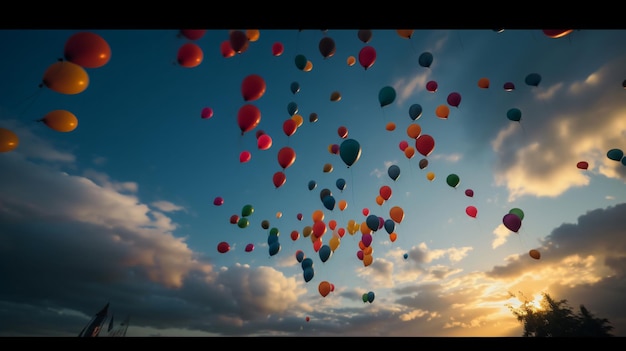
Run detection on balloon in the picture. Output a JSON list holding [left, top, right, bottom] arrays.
[[303, 267, 315, 282], [271, 42, 284, 56], [529, 249, 541, 260], [318, 37, 336, 58], [180, 29, 206, 41], [40, 109, 78, 132], [507, 108, 522, 122], [337, 126, 348, 138], [267, 233, 279, 246], [384, 219, 395, 234], [409, 104, 423, 120], [388, 165, 400, 181], [362, 293, 368, 302], [339, 139, 361, 167], [446, 92, 462, 108], [378, 86, 396, 107], [415, 134, 435, 157], [42, 61, 89, 95], [358, 29, 372, 43], [319, 281, 331, 297], [379, 185, 392, 200], [406, 123, 421, 139], [396, 29, 413, 39], [290, 81, 300, 94], [329, 144, 339, 154], [322, 195, 335, 211], [390, 206, 404, 223], [435, 104, 450, 119], [576, 161, 589, 170], [213, 196, 224, 206], [294, 54, 307, 70], [426, 172, 435, 181], [465, 205, 478, 218], [229, 214, 239, 224], [322, 163, 333, 173], [201, 107, 213, 119], [269, 241, 281, 256], [0, 128, 19, 152], [319, 245, 332, 263], [465, 189, 474, 197], [297, 213, 303, 220], [257, 134, 272, 150], [361, 233, 373, 248], [358, 46, 376, 70], [336, 178, 346, 191], [229, 30, 249, 53], [367, 291, 375, 303], [237, 104, 261, 135], [399, 140, 409, 151], [607, 148, 624, 161], [426, 80, 438, 93], [313, 206, 326, 220], [542, 29, 573, 39], [330, 91, 342, 102], [477, 77, 490, 89], [217, 241, 230, 253], [525, 73, 541, 87], [283, 118, 297, 137], [338, 199, 347, 211], [261, 220, 270, 229], [309, 112, 319, 123], [503, 82, 515, 91], [386, 122, 396, 131], [277, 146, 296, 169], [241, 74, 266, 101], [273, 171, 286, 188], [295, 250, 305, 263], [418, 158, 428, 169], [64, 32, 111, 68], [177, 42, 203, 68], [239, 150, 251, 163], [503, 213, 522, 232], [418, 52, 433, 68], [245, 243, 254, 252], [403, 146, 415, 159], [308, 180, 317, 191], [220, 40, 235, 58], [329, 236, 340, 251], [287, 101, 299, 116], [346, 55, 356, 66], [304, 60, 314, 72], [366, 215, 379, 232], [241, 204, 254, 217], [291, 114, 303, 127], [301, 257, 313, 269], [509, 208, 525, 221], [362, 208, 369, 216], [246, 29, 260, 42], [306, 316, 310, 322], [375, 195, 385, 206], [237, 217, 249, 228], [403, 253, 408, 260], [446, 174, 460, 188]]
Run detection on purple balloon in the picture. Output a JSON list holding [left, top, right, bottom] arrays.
[[361, 233, 373, 247], [503, 213, 522, 232], [465, 189, 474, 197]]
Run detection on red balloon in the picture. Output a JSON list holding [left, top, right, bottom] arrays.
[[237, 104, 261, 135], [426, 80, 438, 92], [283, 118, 297, 137], [272, 42, 284, 56], [229, 214, 239, 224], [542, 29, 573, 39], [229, 30, 249, 53], [217, 241, 230, 253], [177, 42, 203, 68], [290, 230, 299, 241], [415, 134, 435, 157], [64, 32, 111, 68], [273, 171, 287, 188], [213, 196, 224, 206], [447, 92, 462, 108], [245, 243, 254, 252], [239, 150, 251, 163], [337, 126, 348, 138], [277, 146, 296, 169], [201, 107, 213, 119], [576, 161, 589, 170], [241, 74, 266, 101], [465, 205, 478, 218], [399, 140, 409, 151], [465, 189, 474, 197], [220, 40, 235, 58], [358, 45, 376, 70], [503, 213, 522, 232], [180, 29, 206, 41], [379, 185, 392, 201], [257, 134, 272, 150]]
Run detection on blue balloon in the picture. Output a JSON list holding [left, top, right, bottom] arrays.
[[366, 214, 379, 232], [269, 241, 281, 256], [296, 250, 305, 263], [384, 219, 395, 234], [336, 178, 346, 191], [287, 101, 298, 116], [303, 267, 314, 282], [607, 148, 624, 161], [290, 81, 300, 94], [388, 164, 400, 181], [322, 195, 335, 211], [301, 257, 313, 270], [418, 52, 433, 68], [378, 86, 396, 107], [339, 139, 361, 167], [319, 244, 332, 263], [308, 180, 317, 191], [409, 104, 422, 120], [367, 291, 375, 303], [403, 253, 408, 260], [525, 73, 541, 87]]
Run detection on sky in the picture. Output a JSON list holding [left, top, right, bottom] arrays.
[[0, 28, 626, 338]]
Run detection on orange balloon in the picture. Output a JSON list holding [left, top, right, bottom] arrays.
[[291, 114, 304, 127], [241, 74, 266, 101], [42, 61, 89, 95], [389, 232, 397, 242], [0, 128, 19, 152], [385, 122, 396, 131], [406, 123, 422, 139], [318, 281, 331, 297], [347, 55, 356, 66], [330, 91, 341, 102], [435, 104, 450, 119], [323, 163, 333, 173], [529, 249, 541, 260], [363, 246, 373, 255], [404, 146, 415, 159], [64, 32, 111, 68], [390, 206, 404, 223], [246, 29, 260, 42], [360, 221, 371, 235], [375, 195, 385, 206], [477, 77, 490, 89], [426, 172, 435, 181], [312, 209, 324, 222], [363, 254, 373, 266], [177, 42, 203, 68], [304, 61, 313, 72], [396, 29, 414, 39], [338, 199, 347, 211], [41, 109, 78, 132]]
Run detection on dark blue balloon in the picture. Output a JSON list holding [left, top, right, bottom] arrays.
[[336, 178, 346, 191], [409, 104, 422, 120], [607, 148, 624, 161], [301, 257, 313, 270], [319, 244, 332, 263], [388, 164, 400, 181], [269, 241, 281, 256], [322, 195, 335, 211], [268, 233, 279, 245], [303, 267, 314, 282], [366, 214, 379, 232], [367, 291, 375, 303], [339, 139, 361, 167], [308, 180, 317, 191], [296, 250, 305, 263], [290, 81, 300, 94], [384, 219, 395, 234], [287, 101, 298, 116], [403, 253, 408, 260], [418, 52, 433, 68]]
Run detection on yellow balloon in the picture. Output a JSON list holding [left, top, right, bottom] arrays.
[[427, 172, 435, 181], [329, 236, 340, 251], [246, 29, 260, 42], [42, 61, 89, 95], [41, 109, 78, 132], [347, 219, 357, 234], [291, 114, 303, 127], [0, 127, 19, 152]]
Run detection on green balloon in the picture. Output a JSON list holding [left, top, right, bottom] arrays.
[[269, 227, 279, 236], [242, 204, 254, 217], [446, 173, 460, 188], [237, 217, 249, 228], [362, 293, 368, 303], [509, 208, 524, 221], [378, 86, 396, 107]]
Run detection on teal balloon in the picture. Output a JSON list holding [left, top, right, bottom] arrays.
[[301, 257, 313, 269], [418, 52, 433, 68], [319, 244, 332, 262], [336, 178, 346, 191], [290, 81, 300, 94], [295, 54, 307, 70], [269, 241, 281, 256], [607, 148, 624, 161], [303, 267, 314, 282], [507, 108, 522, 122], [339, 139, 361, 167], [446, 174, 460, 188], [367, 291, 375, 303], [308, 180, 317, 191], [322, 195, 335, 211], [268, 233, 279, 245], [409, 104, 422, 120], [384, 219, 395, 234], [525, 73, 541, 87], [287, 101, 298, 116], [378, 86, 396, 107], [388, 164, 400, 181]]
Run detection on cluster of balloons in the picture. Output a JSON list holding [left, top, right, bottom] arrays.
[[607, 148, 626, 165], [502, 208, 524, 233], [361, 291, 375, 303]]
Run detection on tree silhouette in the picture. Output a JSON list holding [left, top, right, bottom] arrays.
[[507, 292, 614, 337]]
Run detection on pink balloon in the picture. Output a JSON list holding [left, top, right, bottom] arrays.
[[358, 45, 376, 70], [213, 196, 224, 206], [503, 213, 522, 232], [356, 250, 364, 260], [245, 243, 254, 252], [399, 140, 409, 151]]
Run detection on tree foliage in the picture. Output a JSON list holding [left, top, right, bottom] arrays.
[[507, 292, 614, 337]]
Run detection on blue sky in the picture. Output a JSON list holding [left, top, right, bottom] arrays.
[[0, 29, 625, 337]]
